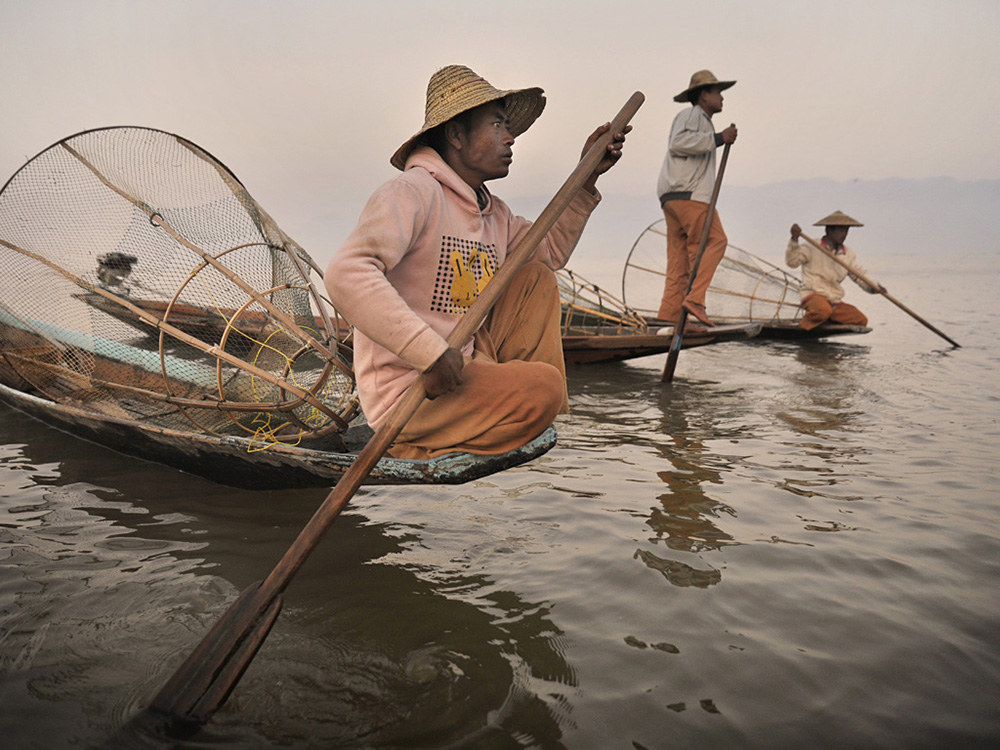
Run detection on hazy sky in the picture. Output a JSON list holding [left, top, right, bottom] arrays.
[[2, 0, 998, 258]]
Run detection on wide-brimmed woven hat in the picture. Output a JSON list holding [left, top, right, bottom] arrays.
[[390, 65, 546, 170], [814, 210, 864, 227], [674, 70, 736, 103]]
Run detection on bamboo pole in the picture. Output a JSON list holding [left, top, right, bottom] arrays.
[[798, 232, 960, 348], [662, 125, 735, 382]]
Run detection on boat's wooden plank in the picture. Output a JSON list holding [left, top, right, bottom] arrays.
[[0, 380, 556, 490], [756, 323, 871, 340], [562, 322, 761, 364]]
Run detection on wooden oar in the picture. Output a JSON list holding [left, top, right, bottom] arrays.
[[661, 125, 735, 382], [798, 233, 960, 348], [113, 91, 645, 741]]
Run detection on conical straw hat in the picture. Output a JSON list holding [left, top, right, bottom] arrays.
[[814, 210, 864, 227], [390, 65, 545, 170]]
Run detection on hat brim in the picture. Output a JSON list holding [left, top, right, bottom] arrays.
[[390, 87, 546, 171], [673, 80, 736, 103], [813, 211, 864, 227]]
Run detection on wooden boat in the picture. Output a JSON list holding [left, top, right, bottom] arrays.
[[621, 220, 872, 341], [0, 318, 555, 490], [556, 267, 760, 363], [0, 377, 556, 491], [0, 127, 555, 490]]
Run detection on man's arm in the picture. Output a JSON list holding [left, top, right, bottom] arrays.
[[507, 122, 629, 271], [421, 347, 464, 399], [668, 109, 717, 157], [843, 248, 884, 294], [786, 223, 806, 268]]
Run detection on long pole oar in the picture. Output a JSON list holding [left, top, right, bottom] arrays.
[[661, 125, 734, 382], [798, 232, 960, 348], [113, 91, 645, 742]]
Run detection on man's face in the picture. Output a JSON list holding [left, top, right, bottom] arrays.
[[826, 226, 850, 247], [699, 86, 724, 115], [449, 101, 515, 187]]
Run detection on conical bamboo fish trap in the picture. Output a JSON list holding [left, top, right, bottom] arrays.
[[557, 267, 647, 334], [621, 218, 804, 324], [0, 127, 357, 452]]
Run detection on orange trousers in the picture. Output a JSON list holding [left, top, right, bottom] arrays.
[[658, 200, 728, 322], [390, 261, 567, 460], [799, 294, 868, 330]]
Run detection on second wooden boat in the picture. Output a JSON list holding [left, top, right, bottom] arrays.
[[621, 219, 872, 340], [556, 267, 760, 364]]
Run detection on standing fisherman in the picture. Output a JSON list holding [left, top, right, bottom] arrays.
[[786, 211, 882, 330], [655, 70, 738, 330], [326, 65, 629, 460]]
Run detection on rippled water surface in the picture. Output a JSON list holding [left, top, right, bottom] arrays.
[[2, 256, 999, 749]]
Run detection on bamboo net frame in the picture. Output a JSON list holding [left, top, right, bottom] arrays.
[[556, 267, 648, 335], [621, 218, 804, 324], [0, 127, 357, 451]]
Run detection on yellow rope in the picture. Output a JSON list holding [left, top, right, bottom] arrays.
[[187, 273, 345, 453]]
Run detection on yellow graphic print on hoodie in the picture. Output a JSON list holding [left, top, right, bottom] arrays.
[[434, 237, 498, 314]]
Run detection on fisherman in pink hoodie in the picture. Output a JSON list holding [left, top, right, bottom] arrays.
[[326, 65, 628, 460]]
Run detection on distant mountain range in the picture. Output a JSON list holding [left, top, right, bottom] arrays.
[[302, 177, 998, 286], [504, 177, 999, 282]]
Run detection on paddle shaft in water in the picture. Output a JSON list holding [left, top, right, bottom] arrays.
[[661, 125, 735, 382], [798, 233, 960, 348], [118, 91, 645, 740]]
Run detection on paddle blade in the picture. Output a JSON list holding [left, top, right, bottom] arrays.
[[147, 581, 284, 731]]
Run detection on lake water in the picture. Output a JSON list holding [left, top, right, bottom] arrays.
[[2, 254, 998, 749]]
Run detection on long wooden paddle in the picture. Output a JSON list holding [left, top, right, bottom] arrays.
[[113, 91, 645, 741], [798, 232, 960, 348], [661, 125, 735, 382]]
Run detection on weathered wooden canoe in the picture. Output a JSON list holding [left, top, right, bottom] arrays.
[[0, 378, 556, 491], [561, 321, 762, 364], [556, 268, 761, 363], [0, 126, 559, 491], [754, 322, 871, 340], [622, 220, 872, 342], [75, 267, 764, 368]]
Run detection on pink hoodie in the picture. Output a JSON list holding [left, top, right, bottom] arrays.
[[326, 146, 599, 428]]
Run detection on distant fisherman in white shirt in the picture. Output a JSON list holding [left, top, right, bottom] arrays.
[[786, 210, 882, 330]]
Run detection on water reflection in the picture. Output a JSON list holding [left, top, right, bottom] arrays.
[[766, 342, 875, 507], [567, 365, 742, 589], [647, 382, 741, 587], [0, 405, 576, 748], [775, 341, 870, 439]]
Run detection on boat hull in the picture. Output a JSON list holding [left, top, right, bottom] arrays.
[[0, 381, 556, 491], [562, 322, 762, 364], [755, 322, 871, 340]]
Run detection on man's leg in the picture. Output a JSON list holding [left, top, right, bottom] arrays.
[[479, 261, 568, 411], [657, 203, 690, 322], [680, 204, 727, 320], [799, 295, 834, 330], [829, 302, 868, 327], [391, 358, 564, 460], [391, 261, 566, 460]]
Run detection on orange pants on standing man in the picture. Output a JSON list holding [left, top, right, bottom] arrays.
[[658, 200, 728, 324]]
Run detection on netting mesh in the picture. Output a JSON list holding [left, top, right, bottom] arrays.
[[621, 218, 804, 324], [0, 127, 356, 449], [557, 268, 646, 334]]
